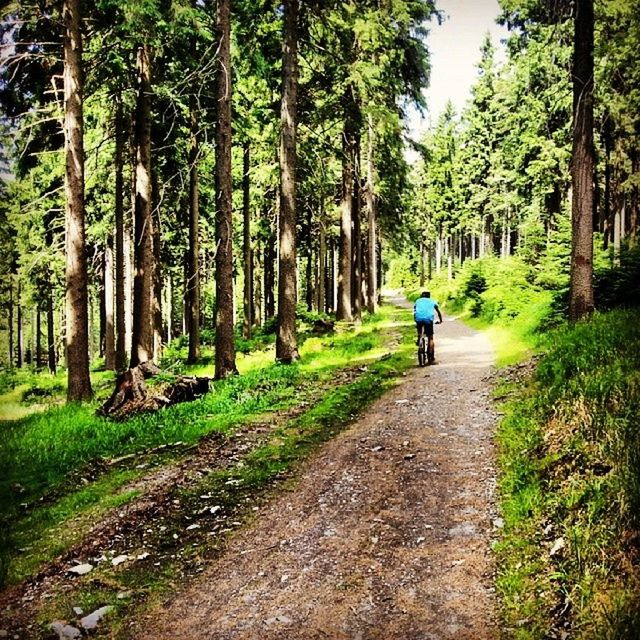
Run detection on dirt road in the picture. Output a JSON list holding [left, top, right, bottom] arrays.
[[136, 300, 499, 639]]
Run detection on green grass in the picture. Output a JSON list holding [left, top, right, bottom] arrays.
[[0, 303, 414, 588], [494, 309, 640, 638]]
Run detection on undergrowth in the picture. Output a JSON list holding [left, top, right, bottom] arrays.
[[495, 309, 640, 639]]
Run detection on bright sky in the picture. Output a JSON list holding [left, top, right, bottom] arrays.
[[405, 0, 510, 155]]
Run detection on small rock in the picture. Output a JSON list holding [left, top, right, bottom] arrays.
[[72, 607, 83, 616], [210, 505, 222, 514], [404, 453, 416, 460], [186, 524, 200, 531], [492, 518, 505, 529], [416, 536, 425, 544], [136, 552, 150, 561], [80, 606, 114, 630], [111, 554, 128, 566], [550, 537, 565, 557], [49, 622, 81, 639], [117, 591, 133, 600], [264, 615, 293, 626], [67, 563, 93, 576], [280, 574, 289, 583], [371, 446, 384, 452]]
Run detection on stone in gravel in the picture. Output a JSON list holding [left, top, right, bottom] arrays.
[[550, 537, 565, 556], [264, 615, 292, 626], [80, 606, 114, 630], [72, 607, 83, 615], [111, 554, 128, 566], [67, 563, 93, 576], [492, 517, 505, 529], [49, 622, 81, 639]]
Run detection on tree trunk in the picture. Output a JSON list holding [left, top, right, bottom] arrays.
[[305, 207, 313, 312], [419, 241, 425, 287], [242, 140, 253, 340], [151, 171, 163, 360], [276, 0, 299, 363], [131, 43, 155, 366], [337, 96, 355, 322], [187, 96, 201, 363], [264, 216, 276, 321], [36, 309, 42, 368], [114, 94, 126, 371], [214, 0, 237, 377], [47, 287, 56, 374], [63, 0, 92, 399], [351, 133, 362, 322], [8, 278, 13, 367], [366, 117, 378, 314], [104, 242, 116, 370], [326, 237, 335, 314], [630, 149, 638, 245], [254, 241, 263, 327], [569, 0, 595, 321], [436, 232, 442, 273], [318, 219, 326, 315]]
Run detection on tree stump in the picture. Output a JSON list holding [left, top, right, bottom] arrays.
[[98, 362, 210, 420]]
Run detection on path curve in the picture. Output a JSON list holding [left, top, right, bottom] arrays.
[[136, 298, 499, 639]]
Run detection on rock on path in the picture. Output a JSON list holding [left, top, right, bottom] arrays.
[[136, 301, 499, 639]]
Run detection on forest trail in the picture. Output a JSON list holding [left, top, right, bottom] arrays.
[[133, 297, 500, 640]]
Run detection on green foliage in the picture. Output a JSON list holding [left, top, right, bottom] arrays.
[[496, 309, 640, 638]]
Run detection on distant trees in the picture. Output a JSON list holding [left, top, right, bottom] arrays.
[[410, 0, 639, 319]]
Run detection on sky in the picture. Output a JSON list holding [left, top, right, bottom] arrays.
[[405, 0, 510, 156]]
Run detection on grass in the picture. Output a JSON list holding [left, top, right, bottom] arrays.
[[494, 309, 640, 638], [0, 303, 414, 590]]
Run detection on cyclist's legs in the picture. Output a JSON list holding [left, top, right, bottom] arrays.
[[424, 321, 435, 360]]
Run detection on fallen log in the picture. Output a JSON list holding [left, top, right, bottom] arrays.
[[98, 362, 210, 420]]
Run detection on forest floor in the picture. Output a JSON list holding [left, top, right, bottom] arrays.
[[0, 297, 502, 639], [131, 300, 501, 639]]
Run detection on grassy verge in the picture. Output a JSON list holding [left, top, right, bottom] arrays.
[[0, 303, 413, 590], [494, 309, 640, 638]]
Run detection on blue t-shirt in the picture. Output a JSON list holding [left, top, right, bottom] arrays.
[[414, 297, 438, 322]]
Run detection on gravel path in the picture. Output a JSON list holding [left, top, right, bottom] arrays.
[[137, 298, 499, 639]]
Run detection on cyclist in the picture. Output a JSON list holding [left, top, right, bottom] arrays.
[[414, 291, 443, 364]]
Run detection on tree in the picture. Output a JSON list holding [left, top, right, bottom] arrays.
[[276, 0, 300, 363], [214, 0, 237, 378], [568, 0, 595, 320], [130, 43, 155, 367], [63, 0, 92, 401]]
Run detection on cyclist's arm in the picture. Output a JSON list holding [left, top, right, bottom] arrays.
[[435, 305, 443, 324]]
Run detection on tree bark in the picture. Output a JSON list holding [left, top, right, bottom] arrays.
[[306, 206, 313, 312], [318, 218, 326, 315], [114, 94, 126, 371], [131, 43, 155, 366], [63, 0, 92, 399], [276, 0, 299, 363], [104, 242, 116, 370], [569, 0, 595, 321], [17, 285, 24, 367], [337, 95, 355, 322], [264, 215, 276, 321], [47, 286, 56, 374], [366, 117, 378, 314], [8, 278, 13, 367], [351, 133, 362, 322], [214, 0, 237, 378], [186, 95, 201, 363], [34, 309, 40, 368], [242, 140, 253, 339], [152, 171, 163, 360]]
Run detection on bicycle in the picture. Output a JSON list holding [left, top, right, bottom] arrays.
[[416, 320, 440, 367]]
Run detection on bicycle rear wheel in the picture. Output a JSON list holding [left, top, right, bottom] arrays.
[[418, 338, 427, 367]]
